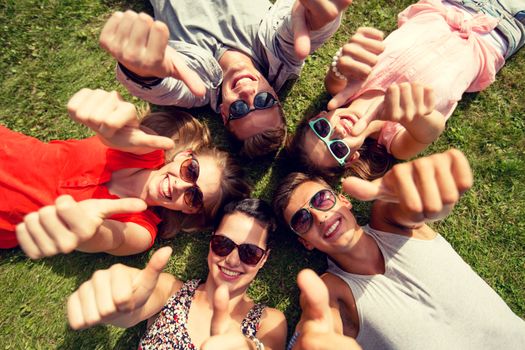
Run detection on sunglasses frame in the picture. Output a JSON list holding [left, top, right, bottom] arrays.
[[289, 189, 337, 235], [308, 117, 351, 167], [227, 92, 279, 123], [210, 234, 267, 266], [179, 153, 204, 210]]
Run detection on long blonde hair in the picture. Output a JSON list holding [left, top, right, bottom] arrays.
[[141, 110, 251, 238]]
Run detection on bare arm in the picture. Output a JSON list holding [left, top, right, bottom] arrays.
[[256, 308, 288, 350], [343, 149, 473, 233], [67, 247, 182, 329]]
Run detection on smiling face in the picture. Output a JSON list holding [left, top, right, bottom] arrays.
[[220, 62, 282, 140], [207, 211, 269, 296], [303, 109, 368, 170], [283, 180, 359, 254], [145, 152, 222, 214]]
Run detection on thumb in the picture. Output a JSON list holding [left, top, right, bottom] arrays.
[[130, 128, 176, 150], [297, 269, 331, 322], [168, 49, 207, 98], [342, 177, 383, 201], [327, 84, 357, 111], [210, 284, 231, 336], [132, 246, 172, 301], [292, 4, 311, 60], [97, 198, 148, 218]]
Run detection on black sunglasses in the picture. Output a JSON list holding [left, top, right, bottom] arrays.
[[227, 92, 278, 122], [210, 234, 266, 266], [289, 189, 337, 235], [179, 153, 204, 210]]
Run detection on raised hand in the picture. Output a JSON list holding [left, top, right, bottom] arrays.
[[67, 246, 172, 329], [349, 82, 440, 138], [16, 195, 147, 259], [342, 149, 473, 221], [100, 11, 206, 97], [201, 285, 254, 350], [327, 27, 385, 110], [292, 269, 361, 350], [67, 88, 174, 152], [292, 0, 353, 60]]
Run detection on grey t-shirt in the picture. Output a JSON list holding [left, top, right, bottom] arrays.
[[116, 0, 341, 111], [327, 225, 525, 350]]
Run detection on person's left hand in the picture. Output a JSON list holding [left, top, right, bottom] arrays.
[[292, 269, 362, 350], [201, 285, 255, 350], [292, 0, 353, 59]]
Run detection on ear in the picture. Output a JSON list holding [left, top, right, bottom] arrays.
[[298, 237, 315, 251], [258, 249, 271, 268], [338, 194, 352, 210], [344, 151, 360, 169]]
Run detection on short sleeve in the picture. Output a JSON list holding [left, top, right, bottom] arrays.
[[110, 209, 162, 248]]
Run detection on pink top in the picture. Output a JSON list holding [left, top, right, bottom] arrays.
[[346, 0, 505, 153]]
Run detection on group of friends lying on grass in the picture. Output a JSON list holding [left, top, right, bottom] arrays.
[[1, 0, 525, 349]]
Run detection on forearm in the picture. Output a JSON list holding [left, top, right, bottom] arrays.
[[77, 220, 151, 256], [324, 68, 348, 96]]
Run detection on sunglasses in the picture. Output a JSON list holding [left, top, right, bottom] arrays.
[[290, 189, 337, 235], [210, 234, 266, 266], [179, 153, 204, 210], [308, 117, 351, 166], [227, 92, 278, 122]]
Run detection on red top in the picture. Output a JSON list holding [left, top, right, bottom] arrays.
[[0, 125, 164, 248]]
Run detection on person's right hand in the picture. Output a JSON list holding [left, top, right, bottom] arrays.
[[327, 27, 385, 110], [292, 269, 362, 350], [67, 246, 172, 330], [99, 11, 206, 98], [67, 88, 175, 151], [16, 195, 147, 259]]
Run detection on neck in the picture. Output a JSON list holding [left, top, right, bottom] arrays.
[[329, 226, 385, 275], [108, 168, 154, 201]]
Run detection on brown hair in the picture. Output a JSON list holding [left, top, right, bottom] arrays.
[[140, 111, 251, 238], [287, 115, 396, 182], [272, 172, 331, 227], [239, 105, 287, 158]]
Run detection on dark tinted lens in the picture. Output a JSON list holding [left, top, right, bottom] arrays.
[[254, 92, 276, 109], [184, 186, 204, 209], [329, 140, 350, 159], [210, 235, 235, 257], [180, 157, 199, 183], [311, 190, 336, 210], [238, 244, 265, 265], [290, 208, 313, 235], [313, 119, 331, 138], [229, 100, 250, 118]]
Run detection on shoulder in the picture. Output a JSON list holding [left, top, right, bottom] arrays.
[[321, 272, 354, 305]]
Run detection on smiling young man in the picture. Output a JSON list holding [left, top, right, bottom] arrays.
[[100, 0, 353, 158], [273, 149, 525, 349]]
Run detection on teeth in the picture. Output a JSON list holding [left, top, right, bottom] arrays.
[[341, 118, 354, 129], [325, 220, 340, 237], [220, 266, 241, 277], [235, 77, 252, 87], [162, 176, 171, 200]]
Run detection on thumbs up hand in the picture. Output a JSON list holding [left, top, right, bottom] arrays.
[[16, 195, 147, 259], [67, 246, 172, 329]]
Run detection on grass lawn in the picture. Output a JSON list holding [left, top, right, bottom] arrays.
[[1, 0, 524, 348]]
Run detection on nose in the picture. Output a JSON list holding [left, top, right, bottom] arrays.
[[224, 247, 241, 267], [331, 123, 347, 139], [310, 208, 329, 227], [238, 86, 256, 101]]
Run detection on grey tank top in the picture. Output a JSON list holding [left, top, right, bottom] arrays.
[[327, 225, 525, 350]]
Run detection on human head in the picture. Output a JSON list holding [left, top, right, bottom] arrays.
[[207, 198, 276, 295], [272, 172, 359, 254], [141, 111, 252, 238], [288, 109, 395, 181], [219, 61, 287, 158]]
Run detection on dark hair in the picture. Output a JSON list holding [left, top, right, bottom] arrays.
[[239, 105, 287, 158], [219, 198, 277, 246], [288, 115, 396, 181], [272, 172, 331, 228]]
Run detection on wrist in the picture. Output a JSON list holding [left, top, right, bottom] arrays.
[[330, 47, 347, 81], [118, 62, 163, 88]]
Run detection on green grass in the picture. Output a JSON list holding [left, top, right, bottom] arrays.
[[1, 0, 524, 348]]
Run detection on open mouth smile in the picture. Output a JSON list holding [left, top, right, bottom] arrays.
[[160, 175, 172, 200]]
